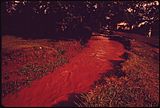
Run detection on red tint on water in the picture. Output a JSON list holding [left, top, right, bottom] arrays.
[[2, 36, 125, 107]]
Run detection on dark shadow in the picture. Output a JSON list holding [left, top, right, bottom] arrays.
[[52, 93, 81, 107], [2, 13, 92, 42], [93, 59, 127, 87], [120, 52, 129, 60]]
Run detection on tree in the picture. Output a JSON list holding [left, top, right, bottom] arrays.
[[2, 1, 159, 37]]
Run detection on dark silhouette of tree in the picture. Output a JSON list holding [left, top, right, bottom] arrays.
[[1, 1, 159, 38]]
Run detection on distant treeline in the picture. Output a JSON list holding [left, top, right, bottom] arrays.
[[1, 1, 159, 38]]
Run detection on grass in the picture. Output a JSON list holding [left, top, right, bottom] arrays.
[[2, 53, 68, 97], [2, 35, 82, 97], [75, 38, 159, 107]]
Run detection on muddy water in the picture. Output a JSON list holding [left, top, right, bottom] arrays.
[[2, 36, 125, 107]]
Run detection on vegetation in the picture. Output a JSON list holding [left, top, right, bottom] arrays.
[[1, 1, 159, 107], [2, 36, 82, 97], [1, 1, 159, 37], [74, 39, 159, 107]]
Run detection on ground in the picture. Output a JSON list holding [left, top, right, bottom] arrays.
[[1, 33, 159, 107], [75, 32, 159, 107]]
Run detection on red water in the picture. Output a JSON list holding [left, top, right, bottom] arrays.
[[2, 36, 125, 107]]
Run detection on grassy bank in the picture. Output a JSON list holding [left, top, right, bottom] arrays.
[[75, 37, 159, 107], [2, 35, 82, 97]]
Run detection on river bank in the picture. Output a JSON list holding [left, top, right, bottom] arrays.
[[2, 36, 125, 107], [2, 34, 159, 107], [74, 34, 159, 107]]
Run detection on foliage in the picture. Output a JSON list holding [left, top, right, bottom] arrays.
[[1, 1, 159, 36]]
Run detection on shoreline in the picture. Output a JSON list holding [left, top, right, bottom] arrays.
[[53, 35, 132, 107], [74, 34, 159, 107], [93, 35, 131, 86]]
